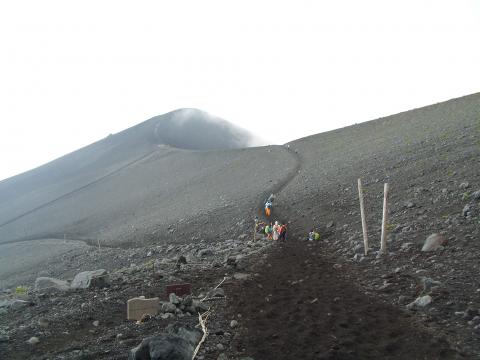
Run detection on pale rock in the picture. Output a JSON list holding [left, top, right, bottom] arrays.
[[421, 234, 446, 252], [406, 295, 432, 309]]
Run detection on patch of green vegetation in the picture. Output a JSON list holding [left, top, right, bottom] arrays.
[[462, 192, 471, 201], [15, 286, 27, 295]]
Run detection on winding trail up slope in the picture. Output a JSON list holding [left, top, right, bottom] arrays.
[[227, 92, 480, 358]]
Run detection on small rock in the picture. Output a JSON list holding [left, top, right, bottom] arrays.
[[160, 313, 175, 320], [37, 318, 49, 328], [92, 320, 100, 327], [161, 302, 177, 313], [169, 293, 181, 305], [406, 295, 432, 309], [421, 234, 446, 252], [233, 273, 250, 281], [216, 343, 225, 351], [463, 204, 471, 217], [230, 320, 238, 328], [326, 221, 334, 228], [198, 249, 214, 257], [472, 190, 480, 200], [420, 277, 442, 294], [463, 307, 478, 321], [71, 269, 109, 289], [27, 336, 39, 345], [459, 182, 470, 189]]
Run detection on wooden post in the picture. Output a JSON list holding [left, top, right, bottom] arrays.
[[357, 178, 369, 255], [380, 183, 389, 254]]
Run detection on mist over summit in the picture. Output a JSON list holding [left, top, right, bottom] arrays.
[[150, 108, 260, 150]]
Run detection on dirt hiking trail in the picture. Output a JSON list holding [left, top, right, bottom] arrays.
[[228, 238, 460, 360]]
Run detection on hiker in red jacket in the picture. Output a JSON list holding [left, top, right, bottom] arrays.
[[279, 223, 287, 241]]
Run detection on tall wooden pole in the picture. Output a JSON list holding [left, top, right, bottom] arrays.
[[380, 183, 389, 254], [357, 178, 369, 255]]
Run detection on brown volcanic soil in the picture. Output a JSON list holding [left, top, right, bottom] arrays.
[[229, 240, 458, 360]]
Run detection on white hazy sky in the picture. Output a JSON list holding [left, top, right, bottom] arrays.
[[1, 1, 479, 181]]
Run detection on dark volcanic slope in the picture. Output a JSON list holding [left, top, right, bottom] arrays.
[[0, 109, 279, 246]]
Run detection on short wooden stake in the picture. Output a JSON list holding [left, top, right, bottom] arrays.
[[380, 183, 389, 254], [357, 178, 369, 255]]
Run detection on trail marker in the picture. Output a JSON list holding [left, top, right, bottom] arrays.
[[380, 183, 389, 254], [357, 178, 369, 255]]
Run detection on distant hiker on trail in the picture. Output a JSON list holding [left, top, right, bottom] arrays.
[[272, 221, 280, 241], [264, 194, 275, 217], [279, 222, 287, 241], [308, 229, 320, 241], [265, 223, 273, 240], [265, 201, 272, 216]]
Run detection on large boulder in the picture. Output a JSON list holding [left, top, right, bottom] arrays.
[[71, 269, 109, 289], [128, 323, 202, 360], [34, 277, 70, 293], [421, 234, 446, 252]]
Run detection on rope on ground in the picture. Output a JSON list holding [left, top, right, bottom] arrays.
[[192, 309, 211, 360], [201, 277, 226, 302]]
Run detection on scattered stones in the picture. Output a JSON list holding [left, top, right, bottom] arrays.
[[34, 277, 70, 293], [161, 302, 177, 314], [421, 234, 446, 252], [406, 295, 433, 310], [71, 269, 109, 289], [127, 297, 160, 321]]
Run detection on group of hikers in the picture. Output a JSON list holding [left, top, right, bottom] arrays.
[[258, 193, 321, 242], [264, 220, 288, 241]]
